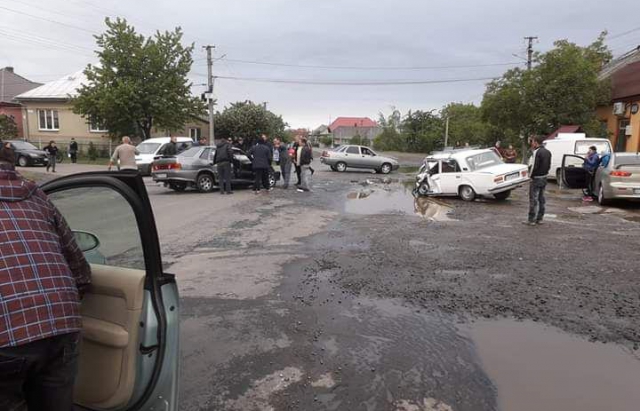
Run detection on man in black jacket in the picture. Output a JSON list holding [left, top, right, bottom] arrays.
[[298, 137, 313, 192], [248, 139, 272, 194], [214, 138, 234, 195], [163, 136, 178, 156], [68, 138, 78, 163], [525, 135, 552, 226]]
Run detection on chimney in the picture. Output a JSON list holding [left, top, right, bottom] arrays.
[[3, 67, 14, 73]]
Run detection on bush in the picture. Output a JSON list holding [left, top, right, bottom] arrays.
[[87, 142, 98, 161], [319, 136, 333, 147]]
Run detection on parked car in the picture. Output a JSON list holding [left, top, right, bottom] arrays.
[[320, 145, 399, 174], [151, 146, 280, 192], [528, 133, 612, 182], [4, 140, 49, 167], [40, 172, 180, 410], [135, 137, 193, 175], [414, 148, 529, 201], [561, 152, 640, 205]]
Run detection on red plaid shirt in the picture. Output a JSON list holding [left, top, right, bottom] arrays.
[[0, 164, 91, 347]]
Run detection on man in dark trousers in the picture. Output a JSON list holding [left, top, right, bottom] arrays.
[[44, 140, 58, 173], [68, 138, 79, 164], [274, 137, 292, 189], [248, 138, 272, 194], [525, 135, 552, 226], [0, 145, 91, 411], [163, 135, 178, 156], [214, 138, 234, 195]]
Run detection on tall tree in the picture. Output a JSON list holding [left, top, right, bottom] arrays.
[[402, 110, 444, 153], [0, 114, 18, 139], [214, 101, 287, 145], [440, 103, 489, 146], [73, 18, 205, 139]]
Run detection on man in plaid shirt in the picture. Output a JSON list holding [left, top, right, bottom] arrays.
[[0, 144, 91, 411]]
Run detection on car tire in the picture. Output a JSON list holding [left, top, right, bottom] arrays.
[[380, 163, 392, 174], [196, 173, 215, 193], [335, 162, 347, 172], [597, 184, 610, 206], [170, 182, 187, 192], [459, 185, 476, 202], [494, 190, 511, 201], [417, 182, 430, 196], [17, 156, 29, 167]]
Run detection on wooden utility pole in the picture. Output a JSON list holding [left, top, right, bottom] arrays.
[[205, 45, 215, 144], [522, 36, 538, 160]]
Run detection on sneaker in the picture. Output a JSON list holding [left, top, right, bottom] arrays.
[[254, 190, 260, 195], [582, 196, 594, 202], [536, 220, 544, 225], [522, 221, 536, 226], [297, 188, 304, 193]]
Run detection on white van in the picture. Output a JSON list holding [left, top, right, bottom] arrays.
[[533, 134, 612, 181], [135, 137, 193, 175]]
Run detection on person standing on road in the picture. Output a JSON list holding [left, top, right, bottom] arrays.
[[583, 145, 600, 202], [163, 135, 178, 156], [0, 145, 91, 411], [274, 137, 292, 189], [68, 138, 79, 164], [503, 145, 518, 163], [44, 140, 58, 173], [525, 135, 552, 226], [292, 135, 302, 187], [214, 138, 234, 195], [298, 137, 313, 193], [109, 136, 139, 172], [248, 138, 272, 194]]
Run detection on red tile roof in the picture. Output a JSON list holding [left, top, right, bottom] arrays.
[[547, 125, 583, 139], [329, 117, 377, 132]]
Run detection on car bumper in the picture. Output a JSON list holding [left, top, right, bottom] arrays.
[[152, 170, 199, 183], [320, 157, 335, 165], [606, 184, 640, 200], [488, 178, 530, 193], [30, 157, 49, 166]]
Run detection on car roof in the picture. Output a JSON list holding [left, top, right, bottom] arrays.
[[139, 137, 193, 143], [428, 148, 492, 159]]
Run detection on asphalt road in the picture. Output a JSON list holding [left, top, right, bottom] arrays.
[[25, 162, 640, 410]]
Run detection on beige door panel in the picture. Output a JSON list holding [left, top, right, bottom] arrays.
[[74, 264, 146, 409]]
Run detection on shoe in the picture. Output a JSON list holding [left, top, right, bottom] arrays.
[[297, 189, 304, 192], [582, 196, 593, 202], [227, 192, 233, 195], [254, 191, 260, 195], [536, 220, 544, 225], [522, 221, 536, 226], [268, 188, 274, 192]]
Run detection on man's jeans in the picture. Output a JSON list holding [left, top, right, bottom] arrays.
[[281, 161, 292, 188], [300, 165, 313, 191], [217, 161, 232, 193], [528, 177, 547, 222], [0, 332, 80, 411]]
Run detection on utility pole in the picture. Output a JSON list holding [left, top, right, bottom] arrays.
[[205, 45, 215, 144], [525, 36, 538, 70], [444, 116, 450, 148]]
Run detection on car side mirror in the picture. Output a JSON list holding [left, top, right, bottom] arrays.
[[74, 231, 100, 253]]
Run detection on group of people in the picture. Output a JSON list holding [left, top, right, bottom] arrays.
[[494, 141, 518, 163], [214, 134, 314, 194]]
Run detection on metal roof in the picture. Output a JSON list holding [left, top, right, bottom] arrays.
[[15, 70, 87, 101]]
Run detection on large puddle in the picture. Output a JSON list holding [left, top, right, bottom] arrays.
[[345, 188, 454, 221], [467, 319, 640, 411]]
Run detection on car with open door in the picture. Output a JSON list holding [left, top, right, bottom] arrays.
[[41, 172, 179, 411], [561, 152, 640, 205]]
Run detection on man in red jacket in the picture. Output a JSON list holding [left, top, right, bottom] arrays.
[[0, 144, 91, 411]]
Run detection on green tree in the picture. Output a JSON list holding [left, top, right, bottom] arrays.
[[402, 110, 443, 153], [319, 136, 333, 147], [0, 114, 18, 139], [440, 103, 489, 147], [350, 134, 367, 146], [214, 101, 287, 145], [373, 109, 405, 151], [73, 18, 205, 139]]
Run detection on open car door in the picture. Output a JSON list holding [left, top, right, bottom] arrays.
[[41, 172, 179, 411], [561, 154, 589, 189]]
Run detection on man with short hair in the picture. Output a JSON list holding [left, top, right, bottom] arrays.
[[214, 137, 234, 195], [68, 138, 79, 164], [109, 136, 139, 171], [248, 138, 272, 194], [583, 145, 600, 202], [274, 137, 292, 189], [163, 135, 178, 156], [298, 137, 313, 193], [0, 144, 91, 411], [525, 135, 552, 226], [44, 140, 58, 173]]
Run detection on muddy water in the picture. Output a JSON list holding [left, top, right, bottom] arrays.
[[467, 319, 640, 411], [345, 187, 454, 221]]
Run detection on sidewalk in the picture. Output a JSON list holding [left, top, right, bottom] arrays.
[[19, 163, 108, 177]]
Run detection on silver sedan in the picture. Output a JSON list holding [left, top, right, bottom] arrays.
[[320, 145, 400, 174]]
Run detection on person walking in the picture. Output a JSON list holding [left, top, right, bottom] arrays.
[[0, 145, 91, 411], [524, 135, 552, 226], [274, 137, 292, 189], [109, 136, 139, 172], [248, 138, 272, 194], [298, 137, 313, 193], [68, 138, 79, 164], [503, 144, 518, 163], [214, 138, 234, 195], [44, 140, 58, 173], [582, 145, 600, 202]]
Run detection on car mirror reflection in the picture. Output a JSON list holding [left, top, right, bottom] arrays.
[[73, 230, 100, 253]]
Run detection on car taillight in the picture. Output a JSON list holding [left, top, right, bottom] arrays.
[[322, 151, 329, 157], [494, 176, 504, 183], [610, 170, 632, 177], [521, 170, 528, 177], [169, 163, 181, 170]]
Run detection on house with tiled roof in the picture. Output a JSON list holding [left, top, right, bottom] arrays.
[[328, 117, 381, 145], [0, 67, 41, 137]]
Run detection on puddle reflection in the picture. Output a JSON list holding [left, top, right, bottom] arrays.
[[345, 188, 454, 221]]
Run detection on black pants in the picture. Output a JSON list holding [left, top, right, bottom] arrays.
[[70, 152, 77, 164], [46, 155, 56, 172], [254, 168, 270, 191], [295, 165, 301, 185], [0, 332, 80, 411], [218, 161, 232, 193]]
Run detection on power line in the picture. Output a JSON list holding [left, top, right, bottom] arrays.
[[608, 26, 640, 41], [214, 75, 497, 86], [0, 5, 98, 34]]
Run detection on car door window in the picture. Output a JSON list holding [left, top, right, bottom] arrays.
[[200, 148, 212, 160], [361, 147, 374, 156], [346, 146, 360, 155]]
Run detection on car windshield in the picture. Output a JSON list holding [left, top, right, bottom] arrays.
[[11, 141, 38, 150], [137, 142, 161, 154], [465, 151, 503, 171], [178, 147, 200, 157]]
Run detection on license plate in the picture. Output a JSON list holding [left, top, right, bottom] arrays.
[[634, 188, 640, 194], [156, 173, 167, 179], [505, 172, 519, 181]]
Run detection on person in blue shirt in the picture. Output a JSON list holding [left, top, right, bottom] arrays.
[[583, 146, 600, 201]]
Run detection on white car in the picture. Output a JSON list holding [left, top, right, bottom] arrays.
[[135, 137, 194, 175], [415, 148, 529, 201]]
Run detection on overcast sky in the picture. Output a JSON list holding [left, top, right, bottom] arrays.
[[2, 0, 640, 129]]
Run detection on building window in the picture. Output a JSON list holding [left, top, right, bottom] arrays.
[[89, 119, 108, 133], [38, 109, 59, 131], [189, 127, 202, 140]]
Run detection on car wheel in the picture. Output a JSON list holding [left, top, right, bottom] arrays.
[[17, 156, 29, 167], [170, 182, 187, 192], [380, 163, 392, 174], [459, 185, 476, 202], [417, 182, 430, 196], [597, 184, 610, 206], [494, 190, 511, 201], [196, 173, 214, 193], [335, 162, 347, 172]]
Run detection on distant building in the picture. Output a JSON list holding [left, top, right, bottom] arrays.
[[311, 125, 330, 145], [597, 47, 640, 152], [0, 67, 41, 138], [328, 117, 381, 145]]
